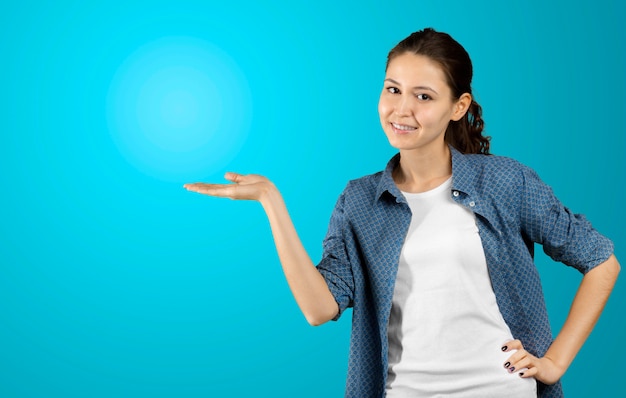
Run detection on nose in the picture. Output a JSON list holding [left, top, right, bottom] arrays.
[[394, 94, 412, 117]]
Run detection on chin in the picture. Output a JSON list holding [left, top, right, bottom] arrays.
[[386, 140, 411, 151], [385, 133, 413, 150]]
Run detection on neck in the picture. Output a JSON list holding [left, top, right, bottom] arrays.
[[394, 144, 452, 193]]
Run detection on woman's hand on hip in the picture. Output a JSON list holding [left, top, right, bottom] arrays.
[[501, 339, 565, 385]]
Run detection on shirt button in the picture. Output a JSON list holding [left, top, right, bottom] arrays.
[[452, 191, 459, 197], [469, 201, 475, 207]]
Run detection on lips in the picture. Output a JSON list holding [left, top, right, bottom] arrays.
[[391, 122, 417, 133]]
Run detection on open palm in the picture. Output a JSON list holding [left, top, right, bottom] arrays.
[[184, 172, 273, 202]]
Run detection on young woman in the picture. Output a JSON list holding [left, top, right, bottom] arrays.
[[184, 28, 619, 398]]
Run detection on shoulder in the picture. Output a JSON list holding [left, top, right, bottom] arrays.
[[340, 171, 384, 203], [346, 170, 384, 190], [460, 153, 535, 187], [339, 154, 396, 197], [453, 152, 548, 213], [464, 152, 526, 172]]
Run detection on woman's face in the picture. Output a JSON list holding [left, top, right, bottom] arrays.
[[378, 52, 468, 154]]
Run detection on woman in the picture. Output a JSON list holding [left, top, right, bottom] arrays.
[[184, 28, 619, 397]]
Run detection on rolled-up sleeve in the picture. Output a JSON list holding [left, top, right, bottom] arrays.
[[519, 166, 614, 274], [316, 190, 355, 320]]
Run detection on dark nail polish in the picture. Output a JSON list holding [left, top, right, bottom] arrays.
[[501, 345, 508, 351], [519, 372, 525, 377], [504, 362, 510, 368], [509, 367, 515, 373]]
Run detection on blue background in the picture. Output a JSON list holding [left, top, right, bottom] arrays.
[[1, 1, 624, 396]]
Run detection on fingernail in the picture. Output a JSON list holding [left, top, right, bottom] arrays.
[[504, 362, 510, 368], [519, 372, 524, 377], [508, 367, 515, 373], [501, 345, 508, 351]]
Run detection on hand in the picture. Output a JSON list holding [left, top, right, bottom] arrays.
[[501, 339, 565, 385], [184, 172, 275, 202]]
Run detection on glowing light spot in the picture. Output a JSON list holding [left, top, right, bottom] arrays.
[[107, 36, 252, 181], [160, 89, 199, 129]]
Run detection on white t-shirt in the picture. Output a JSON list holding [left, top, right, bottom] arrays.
[[386, 178, 536, 397]]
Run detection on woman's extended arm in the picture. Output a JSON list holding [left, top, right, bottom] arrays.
[[504, 254, 620, 384], [184, 173, 339, 326]]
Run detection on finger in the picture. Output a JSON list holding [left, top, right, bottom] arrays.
[[507, 355, 533, 374], [516, 367, 533, 378], [224, 172, 243, 183], [501, 340, 528, 373], [225, 172, 268, 185], [518, 366, 538, 378], [501, 339, 523, 352], [504, 349, 526, 366], [503, 354, 523, 373], [184, 182, 214, 190], [184, 183, 237, 197], [183, 183, 200, 191]]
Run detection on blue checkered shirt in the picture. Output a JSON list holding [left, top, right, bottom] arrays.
[[316, 146, 614, 398]]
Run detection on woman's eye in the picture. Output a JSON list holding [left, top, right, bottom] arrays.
[[386, 87, 400, 94], [416, 93, 431, 100]]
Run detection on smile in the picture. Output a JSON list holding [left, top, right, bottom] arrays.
[[391, 123, 417, 131]]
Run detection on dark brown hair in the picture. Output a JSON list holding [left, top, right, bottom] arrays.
[[387, 28, 490, 155]]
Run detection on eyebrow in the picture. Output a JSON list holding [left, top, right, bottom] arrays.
[[384, 78, 439, 95]]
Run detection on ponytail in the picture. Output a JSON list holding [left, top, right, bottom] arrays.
[[445, 99, 490, 155]]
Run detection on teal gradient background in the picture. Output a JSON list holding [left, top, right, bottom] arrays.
[[1, 1, 624, 396]]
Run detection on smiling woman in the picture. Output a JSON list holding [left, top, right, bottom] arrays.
[[183, 28, 619, 398], [106, 36, 252, 181]]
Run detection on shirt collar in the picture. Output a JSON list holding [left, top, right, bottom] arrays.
[[375, 145, 481, 203], [375, 153, 405, 204], [450, 145, 480, 198]]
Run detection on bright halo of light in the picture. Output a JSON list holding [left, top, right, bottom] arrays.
[[106, 36, 252, 181]]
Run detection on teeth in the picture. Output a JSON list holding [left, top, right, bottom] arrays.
[[392, 123, 416, 131]]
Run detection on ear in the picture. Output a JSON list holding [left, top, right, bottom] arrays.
[[451, 93, 472, 122]]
